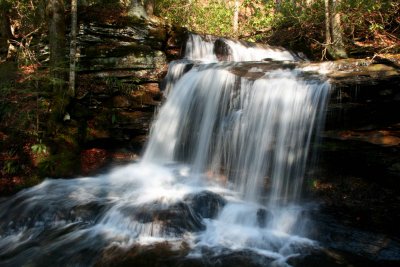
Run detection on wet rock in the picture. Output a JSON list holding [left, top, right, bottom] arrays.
[[304, 211, 400, 263], [95, 242, 191, 267], [0, 193, 107, 234], [228, 61, 297, 80], [388, 162, 400, 173], [288, 249, 360, 267], [302, 59, 400, 86], [185, 191, 227, 219], [308, 136, 400, 237], [203, 249, 275, 267], [166, 26, 188, 60], [256, 208, 273, 228], [324, 70, 400, 132], [214, 38, 233, 61], [323, 130, 400, 147], [112, 95, 131, 108], [126, 201, 205, 236]]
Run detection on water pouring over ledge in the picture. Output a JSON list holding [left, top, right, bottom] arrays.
[[0, 34, 330, 267]]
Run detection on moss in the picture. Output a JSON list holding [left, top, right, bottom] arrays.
[[37, 150, 80, 178], [21, 174, 44, 189], [0, 62, 18, 86]]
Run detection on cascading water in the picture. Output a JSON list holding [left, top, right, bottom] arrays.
[[0, 34, 330, 267]]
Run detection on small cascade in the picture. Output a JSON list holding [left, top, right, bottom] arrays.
[[0, 33, 330, 267], [185, 33, 297, 62], [160, 59, 194, 96], [185, 34, 218, 61]]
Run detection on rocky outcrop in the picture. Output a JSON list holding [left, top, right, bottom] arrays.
[[126, 201, 206, 236], [73, 20, 165, 148], [64, 17, 187, 168], [306, 60, 400, 240]]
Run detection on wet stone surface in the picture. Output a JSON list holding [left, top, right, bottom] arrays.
[[184, 190, 227, 219]]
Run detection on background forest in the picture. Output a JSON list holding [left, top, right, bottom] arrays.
[[156, 0, 399, 58], [1, 0, 399, 62]]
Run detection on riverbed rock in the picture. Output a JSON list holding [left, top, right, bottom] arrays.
[[184, 190, 227, 219], [303, 211, 400, 264], [256, 208, 273, 228], [94, 242, 191, 267], [290, 254, 399, 267], [204, 249, 275, 267], [126, 201, 205, 236]]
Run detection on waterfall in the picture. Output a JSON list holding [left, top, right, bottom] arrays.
[[146, 35, 329, 207], [0, 34, 330, 267], [184, 33, 297, 62]]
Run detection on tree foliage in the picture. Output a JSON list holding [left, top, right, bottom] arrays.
[[2, 0, 399, 62], [155, 0, 399, 57]]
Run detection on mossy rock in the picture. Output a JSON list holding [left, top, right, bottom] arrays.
[[79, 52, 166, 71], [37, 150, 81, 178], [81, 42, 154, 58]]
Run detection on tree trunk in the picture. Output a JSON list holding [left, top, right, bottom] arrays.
[[305, 0, 314, 6], [69, 0, 78, 97], [233, 0, 239, 37], [0, 8, 12, 61], [332, 1, 346, 55], [324, 0, 332, 47], [128, 0, 147, 19], [46, 0, 66, 91], [324, 0, 347, 59], [144, 0, 154, 16]]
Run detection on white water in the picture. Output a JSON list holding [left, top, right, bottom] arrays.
[[185, 33, 296, 62], [0, 34, 329, 266]]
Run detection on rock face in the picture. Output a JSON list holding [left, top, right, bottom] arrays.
[[307, 59, 400, 241], [66, 16, 187, 165], [75, 20, 166, 148]]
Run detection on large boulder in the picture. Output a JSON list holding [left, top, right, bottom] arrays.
[[184, 190, 227, 219], [125, 201, 205, 236], [214, 38, 233, 61]]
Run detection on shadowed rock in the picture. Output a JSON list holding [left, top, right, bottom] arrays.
[[256, 208, 273, 228], [185, 191, 227, 219], [214, 38, 233, 61], [125, 201, 205, 235]]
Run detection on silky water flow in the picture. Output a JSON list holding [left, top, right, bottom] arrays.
[[0, 34, 330, 266]]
